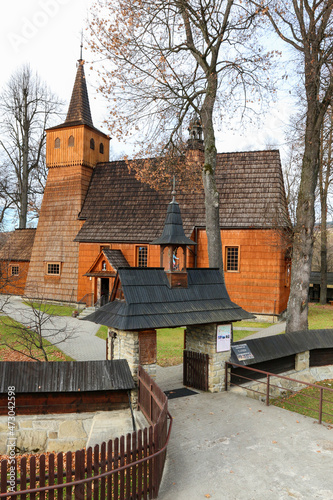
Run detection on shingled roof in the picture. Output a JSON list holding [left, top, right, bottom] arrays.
[[64, 59, 93, 127], [0, 360, 134, 393], [83, 267, 253, 330], [75, 150, 290, 243], [0, 229, 36, 261]]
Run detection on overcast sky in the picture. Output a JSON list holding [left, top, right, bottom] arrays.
[[0, 0, 295, 159]]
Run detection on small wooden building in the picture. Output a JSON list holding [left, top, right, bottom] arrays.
[[0, 229, 36, 296], [0, 360, 135, 415]]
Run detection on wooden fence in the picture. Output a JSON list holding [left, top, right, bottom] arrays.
[[0, 366, 172, 499], [183, 350, 209, 391]]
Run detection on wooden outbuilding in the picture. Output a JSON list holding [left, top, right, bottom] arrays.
[[0, 360, 135, 416]]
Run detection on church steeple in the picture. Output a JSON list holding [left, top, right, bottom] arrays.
[[64, 58, 94, 128]]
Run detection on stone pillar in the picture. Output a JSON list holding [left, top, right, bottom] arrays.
[[185, 323, 231, 392], [107, 328, 157, 406], [108, 328, 139, 407], [295, 351, 310, 371]]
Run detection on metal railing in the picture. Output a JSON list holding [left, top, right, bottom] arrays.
[[225, 361, 333, 425]]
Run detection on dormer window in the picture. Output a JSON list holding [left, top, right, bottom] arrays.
[[55, 138, 60, 149], [68, 135, 74, 147], [99, 143, 104, 154], [90, 138, 95, 150]]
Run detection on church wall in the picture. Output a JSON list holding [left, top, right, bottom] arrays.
[[25, 165, 94, 302], [196, 228, 290, 315], [77, 228, 289, 315]]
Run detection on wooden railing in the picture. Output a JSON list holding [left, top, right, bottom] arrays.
[[0, 367, 172, 499]]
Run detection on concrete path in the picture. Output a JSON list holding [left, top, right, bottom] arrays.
[[1, 295, 105, 361], [156, 365, 333, 500], [244, 321, 286, 340]]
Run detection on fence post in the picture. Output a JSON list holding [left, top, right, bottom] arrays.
[[319, 387, 323, 424], [224, 362, 228, 392], [266, 374, 270, 406]]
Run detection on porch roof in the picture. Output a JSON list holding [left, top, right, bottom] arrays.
[[83, 267, 253, 330]]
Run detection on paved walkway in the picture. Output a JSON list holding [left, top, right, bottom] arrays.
[[243, 321, 286, 340], [1, 296, 105, 360], [156, 365, 333, 500]]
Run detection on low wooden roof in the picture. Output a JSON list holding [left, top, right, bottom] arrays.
[[75, 150, 290, 243], [0, 228, 36, 262], [83, 267, 253, 330], [0, 360, 134, 394], [310, 272, 333, 286], [231, 330, 333, 366]]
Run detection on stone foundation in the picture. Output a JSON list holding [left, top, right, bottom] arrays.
[[186, 324, 231, 392], [0, 409, 148, 455]]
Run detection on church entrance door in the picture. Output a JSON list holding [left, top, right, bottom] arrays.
[[101, 278, 109, 306]]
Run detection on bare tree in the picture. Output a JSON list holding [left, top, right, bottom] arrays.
[[0, 297, 76, 362], [88, 0, 275, 271], [0, 65, 62, 228], [318, 105, 333, 304], [252, 0, 333, 331]]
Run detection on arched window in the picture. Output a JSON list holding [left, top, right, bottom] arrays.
[[102, 261, 107, 271], [55, 137, 60, 149], [90, 138, 95, 150], [68, 135, 74, 147], [99, 143, 104, 154]]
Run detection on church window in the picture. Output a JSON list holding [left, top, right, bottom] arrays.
[[136, 246, 148, 267], [55, 138, 60, 149], [47, 263, 61, 275], [99, 143, 104, 154], [68, 135, 74, 147], [226, 247, 239, 272], [90, 138, 95, 150], [11, 266, 19, 276]]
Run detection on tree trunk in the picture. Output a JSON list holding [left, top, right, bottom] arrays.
[[200, 80, 224, 274], [320, 207, 328, 304], [285, 101, 321, 332]]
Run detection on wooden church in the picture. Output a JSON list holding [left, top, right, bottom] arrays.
[[21, 57, 291, 318]]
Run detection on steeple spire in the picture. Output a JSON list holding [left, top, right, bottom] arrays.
[[64, 52, 94, 128]]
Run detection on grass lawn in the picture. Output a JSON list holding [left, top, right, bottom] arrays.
[[272, 379, 333, 424], [157, 328, 184, 367], [308, 303, 333, 329], [95, 325, 108, 340], [236, 320, 274, 329], [0, 315, 73, 361], [24, 301, 78, 317]]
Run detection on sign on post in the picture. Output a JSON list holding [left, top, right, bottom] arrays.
[[216, 324, 231, 352]]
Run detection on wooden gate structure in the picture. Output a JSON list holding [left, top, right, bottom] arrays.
[[183, 350, 209, 391]]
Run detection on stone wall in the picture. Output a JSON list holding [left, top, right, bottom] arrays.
[[0, 412, 95, 455], [0, 409, 148, 455], [186, 324, 231, 392]]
